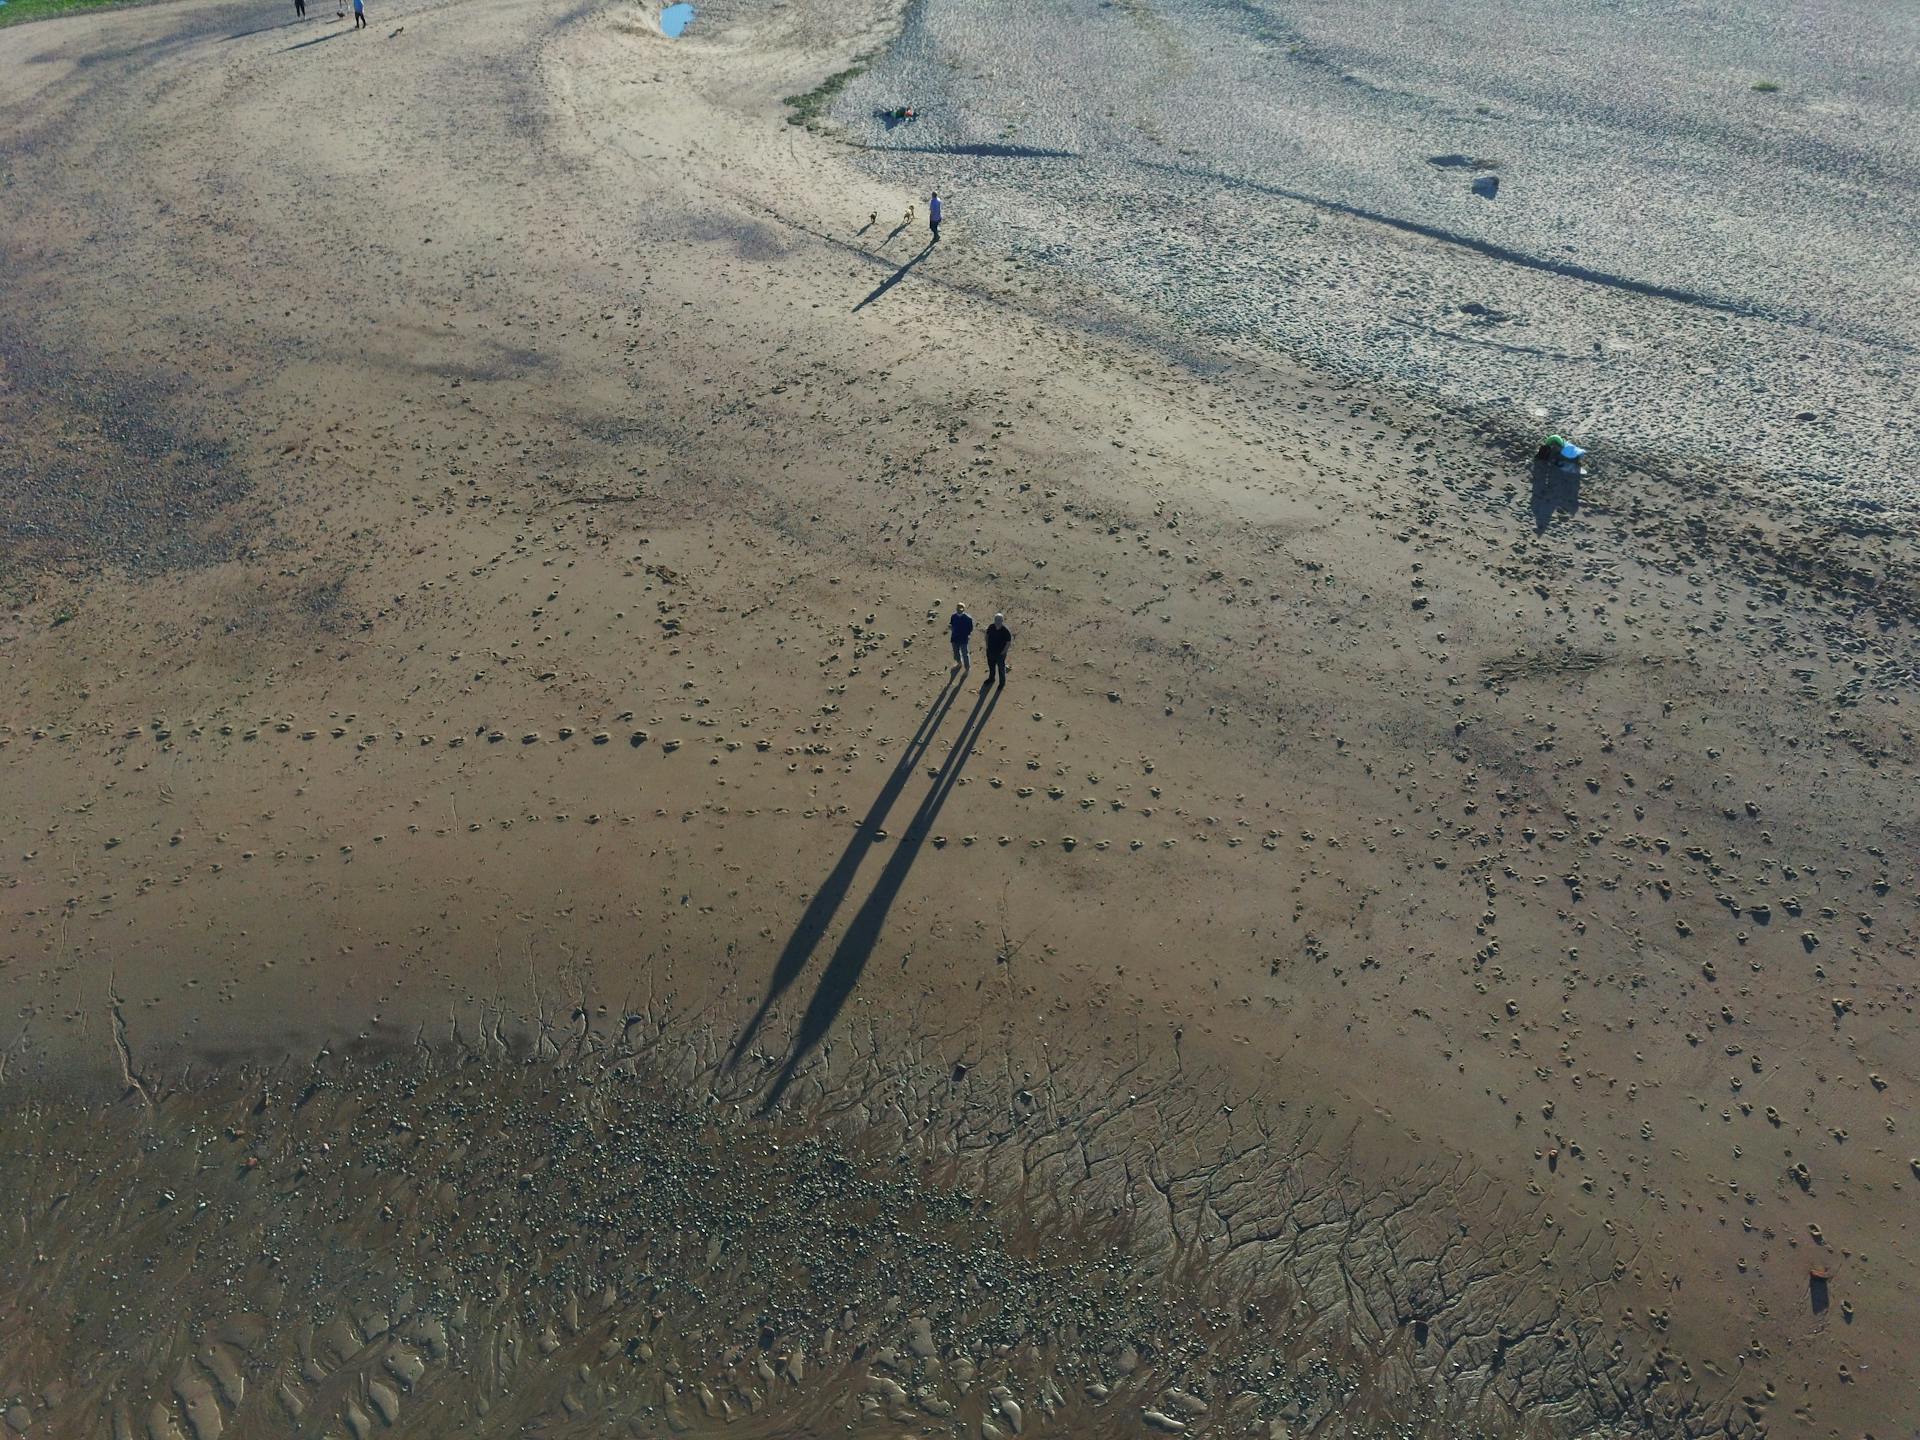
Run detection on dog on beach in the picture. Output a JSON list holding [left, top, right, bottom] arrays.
[[905, 204, 915, 226]]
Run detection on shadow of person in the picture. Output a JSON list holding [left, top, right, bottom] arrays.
[[761, 682, 1002, 1107], [282, 28, 350, 50], [1529, 455, 1582, 533], [1809, 1270, 1830, 1315], [723, 670, 966, 1074], [221, 17, 308, 39], [853, 243, 934, 312]]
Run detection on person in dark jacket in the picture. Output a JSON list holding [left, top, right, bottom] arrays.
[[984, 612, 1012, 688], [948, 603, 973, 670]]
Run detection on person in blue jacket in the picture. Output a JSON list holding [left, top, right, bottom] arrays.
[[948, 602, 973, 669], [929, 191, 943, 242]]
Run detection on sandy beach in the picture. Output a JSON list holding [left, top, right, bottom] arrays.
[[2, 0, 1916, 1434]]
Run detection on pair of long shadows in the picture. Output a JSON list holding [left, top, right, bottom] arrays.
[[727, 672, 1002, 1104]]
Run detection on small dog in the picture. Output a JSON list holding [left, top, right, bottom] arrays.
[[904, 204, 915, 225]]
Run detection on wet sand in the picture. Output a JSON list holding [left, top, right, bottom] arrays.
[[3, 1024, 1622, 1438], [2, 0, 1917, 1434]]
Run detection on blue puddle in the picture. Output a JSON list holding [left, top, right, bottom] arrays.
[[660, 2, 694, 36]]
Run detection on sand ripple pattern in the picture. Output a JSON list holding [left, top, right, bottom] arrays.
[[0, 1020, 1751, 1438]]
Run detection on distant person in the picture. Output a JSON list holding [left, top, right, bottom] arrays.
[[984, 612, 1012, 688], [294, 0, 306, 16], [948, 603, 973, 670], [929, 191, 943, 242], [353, 0, 366, 27]]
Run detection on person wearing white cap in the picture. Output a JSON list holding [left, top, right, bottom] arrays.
[[984, 612, 1013, 689], [948, 603, 974, 670]]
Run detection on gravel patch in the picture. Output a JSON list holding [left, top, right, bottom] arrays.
[[0, 337, 257, 592], [828, 0, 1919, 509]]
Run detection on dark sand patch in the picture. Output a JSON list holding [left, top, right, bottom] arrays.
[[0, 344, 257, 594]]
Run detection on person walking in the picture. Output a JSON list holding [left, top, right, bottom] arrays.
[[929, 191, 943, 243], [948, 603, 973, 670], [984, 612, 1012, 689], [294, 0, 306, 17], [352, 0, 366, 28]]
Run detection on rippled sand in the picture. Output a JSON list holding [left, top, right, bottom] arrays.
[[3, 1020, 1672, 1438]]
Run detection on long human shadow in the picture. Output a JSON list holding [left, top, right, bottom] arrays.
[[282, 28, 350, 51], [724, 669, 966, 1072], [1529, 455, 1582, 532], [221, 17, 308, 40], [761, 680, 1001, 1107], [869, 142, 1078, 160], [853, 243, 932, 311]]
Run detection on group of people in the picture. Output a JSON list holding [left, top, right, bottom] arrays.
[[947, 604, 1012, 688]]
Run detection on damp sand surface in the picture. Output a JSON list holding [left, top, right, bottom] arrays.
[[2, 1026, 1686, 1439]]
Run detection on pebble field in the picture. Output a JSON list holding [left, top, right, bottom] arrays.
[[833, 0, 1919, 510]]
